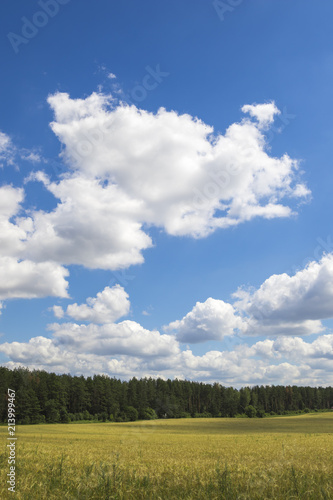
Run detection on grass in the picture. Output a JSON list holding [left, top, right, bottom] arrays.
[[1, 413, 333, 499]]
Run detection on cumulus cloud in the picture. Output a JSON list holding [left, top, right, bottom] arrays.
[[53, 285, 130, 323], [241, 102, 280, 128], [2, 92, 330, 387], [0, 257, 69, 300], [23, 174, 152, 270], [53, 305, 65, 319], [46, 92, 307, 241], [0, 316, 180, 370], [2, 265, 333, 385], [0, 185, 69, 300], [234, 253, 333, 336], [0, 185, 26, 258], [272, 335, 333, 362], [1, 332, 333, 386], [169, 334, 333, 385], [166, 254, 333, 341], [50, 320, 179, 357], [0, 95, 310, 301], [165, 298, 245, 343]]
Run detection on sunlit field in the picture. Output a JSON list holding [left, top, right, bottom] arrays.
[[1, 413, 332, 499]]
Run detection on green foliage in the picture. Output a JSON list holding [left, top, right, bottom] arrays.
[[141, 407, 158, 420], [179, 411, 191, 418], [245, 405, 257, 418], [0, 367, 333, 425], [124, 406, 138, 421], [59, 407, 71, 423], [194, 412, 212, 418], [45, 399, 60, 423], [83, 409, 92, 420], [256, 408, 266, 418]]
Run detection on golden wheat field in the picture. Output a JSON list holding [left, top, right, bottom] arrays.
[[1, 413, 333, 499]]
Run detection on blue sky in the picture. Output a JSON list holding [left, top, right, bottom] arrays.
[[0, 0, 333, 386]]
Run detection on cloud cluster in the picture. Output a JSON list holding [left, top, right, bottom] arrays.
[[234, 253, 333, 336], [1, 250, 333, 385], [1, 93, 327, 387], [0, 130, 43, 168], [0, 95, 309, 302], [53, 285, 130, 323], [0, 185, 69, 300], [1, 330, 333, 386], [166, 253, 333, 341], [50, 320, 179, 358], [0, 257, 69, 300], [48, 93, 308, 240], [165, 298, 245, 343], [241, 102, 280, 128], [23, 173, 152, 270]]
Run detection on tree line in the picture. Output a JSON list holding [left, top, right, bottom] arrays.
[[0, 367, 332, 424]]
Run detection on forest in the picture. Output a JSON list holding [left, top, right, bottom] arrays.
[[1, 367, 332, 424]]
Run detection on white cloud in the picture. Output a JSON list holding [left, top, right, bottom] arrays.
[[0, 256, 328, 385], [50, 319, 179, 357], [0, 90, 317, 353], [46, 92, 307, 241], [0, 257, 69, 300], [23, 174, 152, 270], [0, 131, 14, 166], [165, 298, 245, 343], [0, 315, 180, 373], [241, 102, 280, 128], [165, 253, 333, 341], [0, 131, 42, 167], [20, 151, 42, 163], [243, 318, 324, 337], [272, 335, 333, 362], [234, 253, 333, 336], [0, 131, 11, 151], [0, 95, 310, 302], [0, 186, 26, 258], [293, 183, 311, 198], [1, 332, 333, 386], [0, 337, 68, 366], [53, 305, 64, 319], [54, 285, 130, 323], [0, 184, 23, 219], [0, 185, 69, 300]]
